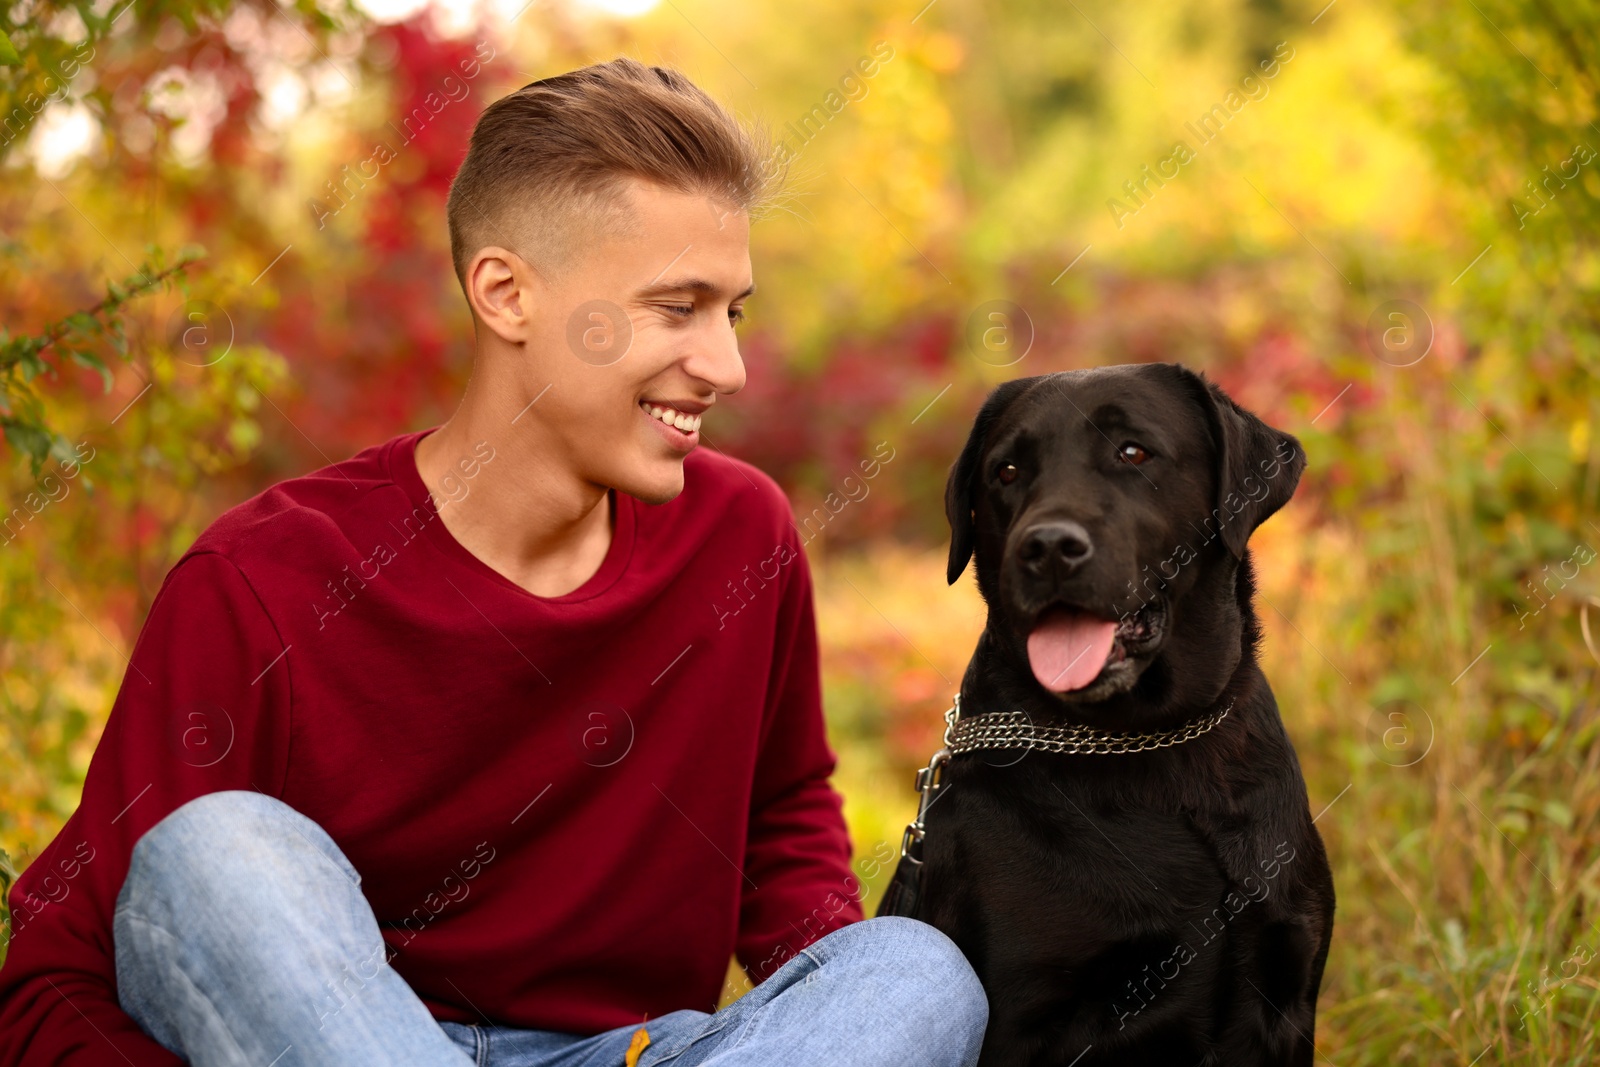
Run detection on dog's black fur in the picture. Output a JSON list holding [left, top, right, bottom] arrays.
[[879, 364, 1334, 1066]]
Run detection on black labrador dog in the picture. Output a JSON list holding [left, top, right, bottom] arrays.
[[880, 363, 1334, 1066]]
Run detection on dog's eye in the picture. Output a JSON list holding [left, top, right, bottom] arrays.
[[995, 462, 1018, 485], [1118, 442, 1151, 466]]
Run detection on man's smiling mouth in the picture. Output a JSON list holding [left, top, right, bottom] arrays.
[[639, 400, 703, 434]]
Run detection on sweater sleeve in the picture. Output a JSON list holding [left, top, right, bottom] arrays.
[[0, 551, 292, 1066], [735, 529, 863, 984]]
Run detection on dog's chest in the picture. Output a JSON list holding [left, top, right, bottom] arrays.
[[918, 765, 1256, 1000]]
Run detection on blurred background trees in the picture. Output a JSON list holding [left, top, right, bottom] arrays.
[[2, 0, 1598, 1060]]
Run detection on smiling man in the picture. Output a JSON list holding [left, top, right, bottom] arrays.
[[0, 58, 987, 1067]]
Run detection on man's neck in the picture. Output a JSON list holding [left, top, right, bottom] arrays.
[[414, 381, 614, 599]]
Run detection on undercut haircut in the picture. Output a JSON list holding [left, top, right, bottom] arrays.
[[446, 57, 779, 298]]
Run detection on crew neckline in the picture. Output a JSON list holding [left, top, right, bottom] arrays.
[[387, 427, 636, 605]]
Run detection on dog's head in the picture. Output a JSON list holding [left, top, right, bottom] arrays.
[[946, 364, 1305, 708]]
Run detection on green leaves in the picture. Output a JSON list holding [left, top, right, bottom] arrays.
[[0, 420, 52, 466], [68, 349, 115, 393], [0, 846, 12, 969], [1, 249, 203, 475]]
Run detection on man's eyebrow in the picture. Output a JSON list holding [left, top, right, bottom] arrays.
[[632, 277, 756, 300]]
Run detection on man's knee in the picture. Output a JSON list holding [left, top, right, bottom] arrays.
[[824, 917, 989, 1035], [111, 794, 444, 1061], [116, 790, 357, 930], [877, 917, 987, 1018], [115, 791, 378, 1011]]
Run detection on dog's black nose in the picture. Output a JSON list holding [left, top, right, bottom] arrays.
[[1017, 521, 1094, 576]]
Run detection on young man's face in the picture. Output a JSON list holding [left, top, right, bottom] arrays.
[[513, 176, 754, 506]]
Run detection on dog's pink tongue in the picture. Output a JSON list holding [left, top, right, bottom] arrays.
[[1027, 609, 1117, 692]]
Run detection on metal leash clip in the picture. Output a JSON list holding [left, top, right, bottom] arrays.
[[897, 695, 962, 867]]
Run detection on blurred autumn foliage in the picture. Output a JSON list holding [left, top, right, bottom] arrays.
[[3, 0, 1600, 1061]]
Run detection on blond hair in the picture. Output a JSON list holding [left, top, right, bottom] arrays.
[[446, 57, 777, 293]]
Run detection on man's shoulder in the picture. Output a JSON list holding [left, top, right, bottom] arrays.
[[682, 447, 796, 535], [185, 431, 413, 569]]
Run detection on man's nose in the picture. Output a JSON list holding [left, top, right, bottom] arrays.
[[1017, 521, 1094, 578], [687, 319, 746, 396]]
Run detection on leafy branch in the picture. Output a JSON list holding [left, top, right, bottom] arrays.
[[1, 245, 204, 475]]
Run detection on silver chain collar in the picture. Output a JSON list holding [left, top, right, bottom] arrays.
[[896, 693, 1235, 868], [942, 693, 1235, 757]]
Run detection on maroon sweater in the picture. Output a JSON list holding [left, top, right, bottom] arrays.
[[0, 429, 862, 1065]]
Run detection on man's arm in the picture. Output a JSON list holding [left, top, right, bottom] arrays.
[[0, 552, 292, 1066], [735, 529, 863, 985]]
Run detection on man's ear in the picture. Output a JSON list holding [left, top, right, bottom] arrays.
[[945, 377, 1039, 585], [1183, 368, 1307, 561], [466, 246, 538, 344]]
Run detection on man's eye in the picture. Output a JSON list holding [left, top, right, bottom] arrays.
[[729, 307, 746, 325], [1118, 442, 1152, 465], [664, 305, 694, 317]]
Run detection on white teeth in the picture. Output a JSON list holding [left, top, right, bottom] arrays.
[[640, 401, 701, 433]]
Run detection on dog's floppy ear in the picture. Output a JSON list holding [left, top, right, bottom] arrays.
[[945, 377, 1038, 585], [1185, 369, 1307, 561]]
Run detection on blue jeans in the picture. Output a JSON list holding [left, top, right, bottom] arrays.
[[113, 791, 987, 1066]]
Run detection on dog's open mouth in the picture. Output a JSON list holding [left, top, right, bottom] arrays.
[[1025, 598, 1166, 693]]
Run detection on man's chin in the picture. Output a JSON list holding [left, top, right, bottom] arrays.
[[614, 461, 686, 507]]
